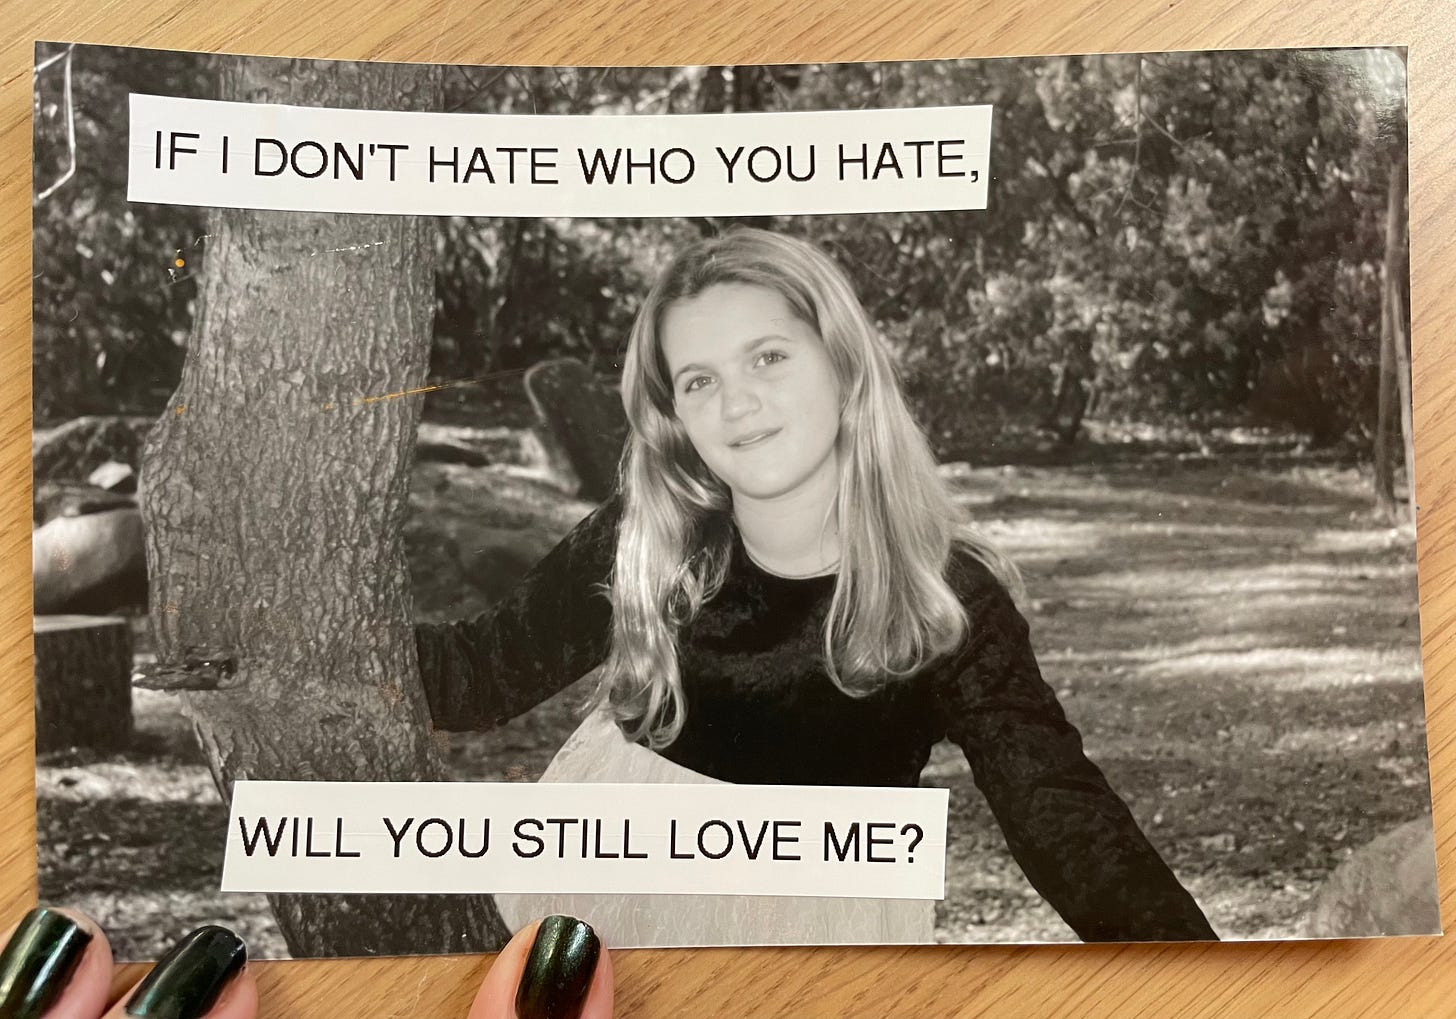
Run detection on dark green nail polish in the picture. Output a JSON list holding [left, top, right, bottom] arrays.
[[126, 925, 246, 1019], [0, 907, 92, 1019], [515, 915, 600, 1019]]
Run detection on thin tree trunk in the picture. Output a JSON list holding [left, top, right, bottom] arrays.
[[1387, 154, 1415, 522], [1374, 285, 1398, 520], [139, 57, 509, 957], [1374, 150, 1410, 523]]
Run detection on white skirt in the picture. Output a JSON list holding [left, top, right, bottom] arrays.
[[493, 709, 935, 948]]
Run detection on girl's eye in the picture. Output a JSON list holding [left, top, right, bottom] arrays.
[[756, 350, 787, 367], [683, 375, 713, 394]]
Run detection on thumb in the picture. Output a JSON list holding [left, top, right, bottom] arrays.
[[467, 916, 612, 1019], [0, 907, 112, 1019]]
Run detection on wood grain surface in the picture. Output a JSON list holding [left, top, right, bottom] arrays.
[[2, 1, 1452, 1015]]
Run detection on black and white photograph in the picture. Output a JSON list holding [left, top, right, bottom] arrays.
[[29, 42, 1435, 960]]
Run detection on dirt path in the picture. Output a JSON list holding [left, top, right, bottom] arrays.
[[36, 459, 1430, 956], [927, 460, 1428, 941]]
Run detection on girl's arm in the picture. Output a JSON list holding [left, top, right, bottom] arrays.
[[414, 495, 621, 731], [935, 568, 1217, 942]]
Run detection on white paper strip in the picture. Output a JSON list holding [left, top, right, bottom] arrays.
[[127, 94, 991, 217], [221, 780, 948, 899]]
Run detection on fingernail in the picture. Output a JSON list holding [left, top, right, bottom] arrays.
[[125, 925, 246, 1019], [515, 915, 600, 1019], [0, 907, 92, 1019]]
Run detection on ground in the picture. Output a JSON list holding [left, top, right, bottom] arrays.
[[34, 454, 1432, 958]]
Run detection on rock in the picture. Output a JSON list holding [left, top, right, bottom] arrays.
[[33, 507, 148, 614], [524, 359, 629, 502], [34, 481, 136, 526], [33, 614, 133, 753], [416, 423, 541, 468], [87, 460, 137, 493], [33, 415, 155, 483], [1197, 832, 1237, 853], [1300, 816, 1440, 938], [407, 461, 594, 622]]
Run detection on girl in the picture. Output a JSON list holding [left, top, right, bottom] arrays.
[[417, 227, 1216, 946]]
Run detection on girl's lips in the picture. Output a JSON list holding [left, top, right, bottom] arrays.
[[729, 427, 781, 449]]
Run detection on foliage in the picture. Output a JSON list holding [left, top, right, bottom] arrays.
[[32, 44, 213, 427], [33, 49, 1407, 458]]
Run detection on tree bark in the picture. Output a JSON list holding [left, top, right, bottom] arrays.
[[138, 57, 509, 957]]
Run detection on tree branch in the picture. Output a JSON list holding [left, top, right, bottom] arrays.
[[1113, 56, 1144, 219]]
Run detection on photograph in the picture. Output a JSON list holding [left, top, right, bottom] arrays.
[[28, 41, 1434, 960]]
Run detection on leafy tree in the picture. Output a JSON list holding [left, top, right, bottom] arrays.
[[35, 48, 1407, 462]]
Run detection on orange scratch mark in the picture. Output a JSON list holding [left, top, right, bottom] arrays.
[[344, 368, 531, 408], [174, 404, 187, 415], [354, 382, 454, 405]]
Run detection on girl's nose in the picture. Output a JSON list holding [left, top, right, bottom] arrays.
[[720, 377, 763, 421]]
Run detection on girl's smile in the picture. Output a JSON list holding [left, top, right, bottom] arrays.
[[728, 427, 781, 449]]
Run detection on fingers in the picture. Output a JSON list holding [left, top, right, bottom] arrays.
[[104, 926, 254, 1019], [0, 906, 113, 1019], [3, 910, 603, 1019], [468, 916, 613, 1019]]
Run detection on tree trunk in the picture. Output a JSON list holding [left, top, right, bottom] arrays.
[[1374, 288, 1398, 520], [1388, 155, 1415, 522], [33, 615, 132, 753], [1374, 150, 1410, 523], [138, 57, 509, 957]]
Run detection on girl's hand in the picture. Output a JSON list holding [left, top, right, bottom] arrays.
[[0, 908, 611, 1019]]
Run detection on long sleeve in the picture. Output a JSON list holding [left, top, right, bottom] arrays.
[[934, 571, 1217, 942], [414, 495, 621, 731]]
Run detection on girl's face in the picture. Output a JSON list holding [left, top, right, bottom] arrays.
[[660, 282, 842, 505]]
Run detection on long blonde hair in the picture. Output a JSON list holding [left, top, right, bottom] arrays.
[[600, 227, 1017, 748]]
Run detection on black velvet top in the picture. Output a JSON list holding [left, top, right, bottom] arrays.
[[416, 497, 1217, 942]]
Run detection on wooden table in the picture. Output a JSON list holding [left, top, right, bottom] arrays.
[[2, 1, 1451, 1015]]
